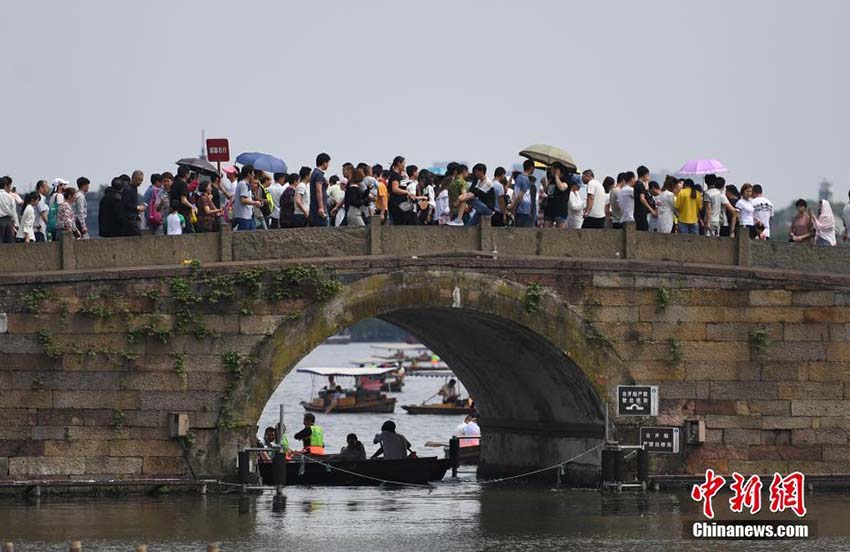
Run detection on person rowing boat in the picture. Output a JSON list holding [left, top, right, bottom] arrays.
[[438, 378, 460, 404], [371, 420, 415, 460]]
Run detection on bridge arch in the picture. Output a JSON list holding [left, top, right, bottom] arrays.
[[228, 269, 631, 483]]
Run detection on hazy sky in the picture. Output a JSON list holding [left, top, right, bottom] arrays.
[[2, 0, 847, 206]]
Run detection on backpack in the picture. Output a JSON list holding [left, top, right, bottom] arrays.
[[46, 196, 60, 234], [280, 186, 296, 228], [260, 188, 273, 218], [147, 187, 163, 226]]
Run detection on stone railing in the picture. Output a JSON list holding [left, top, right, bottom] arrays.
[[0, 217, 847, 275]]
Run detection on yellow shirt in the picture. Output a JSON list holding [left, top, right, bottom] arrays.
[[675, 189, 703, 225], [376, 181, 388, 212]]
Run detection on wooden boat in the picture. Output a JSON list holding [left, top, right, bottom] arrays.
[[350, 359, 405, 392], [381, 380, 404, 393], [301, 396, 396, 413], [402, 403, 477, 415], [325, 333, 352, 345], [370, 345, 451, 372], [259, 456, 451, 486], [297, 366, 398, 413]]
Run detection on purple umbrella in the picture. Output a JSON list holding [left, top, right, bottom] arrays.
[[678, 159, 727, 176]]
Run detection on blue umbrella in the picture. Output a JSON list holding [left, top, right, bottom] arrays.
[[235, 152, 288, 173], [235, 152, 261, 165]]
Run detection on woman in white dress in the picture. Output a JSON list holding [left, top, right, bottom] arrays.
[[566, 179, 585, 229], [655, 176, 677, 233]]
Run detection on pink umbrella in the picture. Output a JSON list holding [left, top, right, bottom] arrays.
[[678, 159, 727, 175]]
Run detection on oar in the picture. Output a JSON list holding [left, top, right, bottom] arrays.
[[424, 441, 448, 447], [420, 392, 439, 405]]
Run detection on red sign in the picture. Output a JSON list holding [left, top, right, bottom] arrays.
[[206, 138, 230, 162]]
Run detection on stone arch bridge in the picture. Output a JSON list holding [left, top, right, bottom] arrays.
[[1, 221, 849, 485]]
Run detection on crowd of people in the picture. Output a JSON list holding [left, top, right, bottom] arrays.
[[2, 154, 849, 245]]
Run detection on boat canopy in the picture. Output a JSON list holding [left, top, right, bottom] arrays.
[[349, 358, 401, 366], [297, 366, 399, 377], [370, 344, 429, 351]]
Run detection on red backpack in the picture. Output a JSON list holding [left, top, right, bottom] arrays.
[[147, 187, 163, 226]]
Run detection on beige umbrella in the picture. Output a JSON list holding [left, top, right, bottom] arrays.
[[519, 144, 578, 171]]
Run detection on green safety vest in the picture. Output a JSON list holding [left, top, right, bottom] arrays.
[[280, 435, 289, 452], [309, 425, 324, 448]]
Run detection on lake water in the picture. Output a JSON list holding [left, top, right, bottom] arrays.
[[2, 343, 849, 550]]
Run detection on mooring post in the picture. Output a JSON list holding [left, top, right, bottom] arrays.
[[272, 450, 287, 487], [637, 448, 649, 483], [135, 545, 148, 552], [601, 448, 614, 485], [449, 436, 460, 478], [3, 542, 14, 552], [68, 541, 82, 552], [613, 449, 626, 486], [207, 544, 220, 552], [273, 485, 286, 513], [237, 450, 250, 484]]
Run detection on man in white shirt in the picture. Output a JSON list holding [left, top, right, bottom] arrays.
[[581, 169, 607, 229], [0, 176, 20, 243], [703, 177, 724, 237], [33, 179, 50, 242], [751, 184, 774, 239], [267, 172, 286, 229], [618, 171, 636, 224], [608, 173, 625, 228], [220, 166, 238, 204]]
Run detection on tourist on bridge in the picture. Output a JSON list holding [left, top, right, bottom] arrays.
[[294, 412, 325, 455], [810, 199, 837, 246], [15, 192, 39, 243], [751, 184, 775, 239], [843, 191, 850, 242], [790, 199, 815, 244], [310, 152, 331, 227], [0, 176, 19, 243], [511, 159, 537, 228], [720, 184, 740, 238], [633, 166, 655, 232]]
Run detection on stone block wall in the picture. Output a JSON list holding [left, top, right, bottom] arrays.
[[528, 269, 850, 476], [1, 254, 849, 481]]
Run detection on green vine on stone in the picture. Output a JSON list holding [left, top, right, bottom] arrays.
[[181, 431, 196, 449], [37, 330, 62, 358], [127, 315, 173, 344], [586, 323, 611, 347], [78, 294, 130, 319], [524, 283, 543, 314], [269, 265, 341, 301], [656, 287, 670, 312], [112, 409, 125, 430], [669, 338, 683, 364], [171, 352, 187, 380], [750, 328, 770, 354], [22, 288, 56, 317], [31, 375, 45, 390]]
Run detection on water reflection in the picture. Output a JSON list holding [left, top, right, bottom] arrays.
[[2, 486, 850, 551]]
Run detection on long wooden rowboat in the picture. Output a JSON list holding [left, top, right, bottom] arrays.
[[259, 456, 450, 486], [402, 403, 476, 415], [301, 397, 396, 414]]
